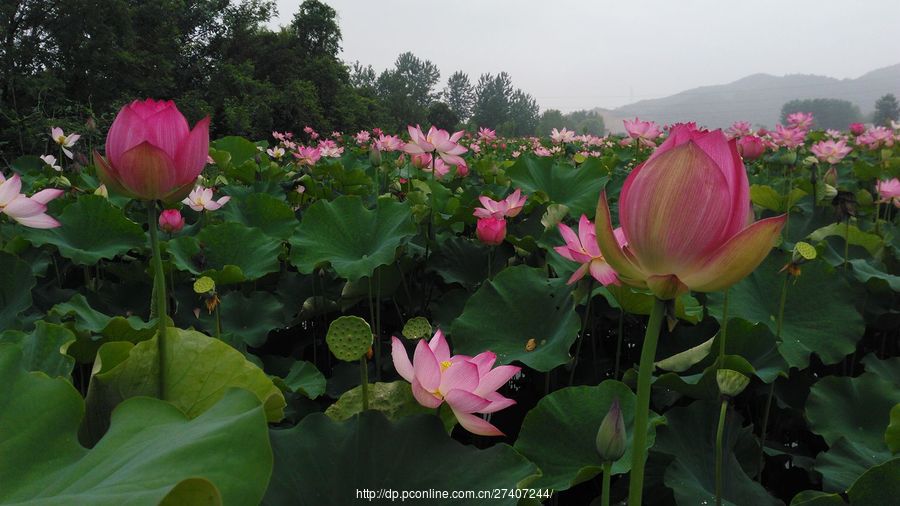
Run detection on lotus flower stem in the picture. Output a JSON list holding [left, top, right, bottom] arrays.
[[758, 273, 789, 480], [718, 290, 729, 365], [614, 309, 624, 379], [147, 202, 168, 400], [627, 297, 665, 506], [360, 356, 369, 411], [600, 460, 612, 506], [714, 398, 728, 506], [569, 279, 595, 385], [843, 219, 850, 269], [368, 278, 380, 380]]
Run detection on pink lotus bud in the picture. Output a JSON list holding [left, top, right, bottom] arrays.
[[94, 99, 209, 202], [849, 122, 866, 136], [158, 209, 185, 233], [595, 397, 626, 462], [476, 217, 506, 246], [736, 135, 765, 160], [595, 124, 786, 300], [410, 153, 433, 169]]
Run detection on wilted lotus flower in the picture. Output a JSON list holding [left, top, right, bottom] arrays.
[[391, 331, 519, 436], [623, 118, 662, 141], [403, 125, 468, 166], [0, 172, 63, 229], [595, 124, 786, 299], [876, 178, 900, 208], [51, 127, 81, 159], [595, 397, 627, 462], [736, 135, 765, 160], [182, 186, 230, 212], [555, 215, 626, 285], [476, 217, 506, 246], [93, 99, 210, 202], [810, 139, 852, 164], [158, 208, 185, 233]]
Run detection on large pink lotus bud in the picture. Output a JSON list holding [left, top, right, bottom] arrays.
[[736, 135, 765, 161], [93, 99, 209, 202], [158, 209, 185, 233], [595, 124, 786, 299], [476, 217, 506, 246]]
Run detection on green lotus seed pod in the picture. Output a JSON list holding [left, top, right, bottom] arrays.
[[326, 316, 373, 362], [792, 241, 817, 263], [402, 317, 432, 340], [193, 276, 216, 294], [717, 369, 750, 398], [595, 397, 627, 463]]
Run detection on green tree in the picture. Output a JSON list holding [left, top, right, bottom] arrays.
[[873, 93, 900, 127], [537, 109, 566, 136], [506, 89, 539, 136], [375, 52, 440, 129], [444, 71, 474, 122], [472, 72, 512, 129], [779, 98, 862, 130], [427, 102, 460, 131]]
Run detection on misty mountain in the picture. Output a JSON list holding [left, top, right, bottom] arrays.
[[602, 63, 900, 131]]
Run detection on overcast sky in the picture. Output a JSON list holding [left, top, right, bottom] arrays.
[[271, 0, 900, 112]]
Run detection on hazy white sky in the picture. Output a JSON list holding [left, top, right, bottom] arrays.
[[271, 0, 900, 111]]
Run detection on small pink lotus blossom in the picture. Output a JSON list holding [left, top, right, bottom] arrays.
[[825, 129, 845, 139], [849, 123, 866, 136], [391, 331, 519, 436], [272, 131, 293, 141], [736, 135, 765, 160], [770, 124, 807, 149], [555, 214, 626, 285], [810, 139, 852, 164], [182, 186, 230, 212], [410, 153, 433, 169], [470, 143, 481, 153], [876, 178, 900, 208], [0, 172, 63, 229], [478, 127, 497, 141], [473, 189, 527, 219], [425, 158, 467, 179], [40, 154, 62, 172], [303, 126, 319, 140], [51, 127, 81, 159], [355, 130, 371, 145], [786, 112, 814, 130], [857, 127, 894, 149], [372, 127, 384, 136], [726, 121, 753, 139], [476, 217, 506, 246], [158, 209, 185, 233], [403, 125, 468, 166], [550, 128, 576, 144], [293, 146, 322, 166], [317, 139, 343, 158], [533, 146, 552, 157], [624, 118, 662, 141], [266, 146, 285, 159], [374, 134, 403, 152]]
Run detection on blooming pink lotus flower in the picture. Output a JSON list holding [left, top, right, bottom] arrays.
[[857, 127, 894, 149], [410, 153, 433, 169], [476, 218, 506, 246], [624, 118, 662, 141], [391, 331, 519, 436], [354, 130, 371, 145], [94, 99, 210, 202], [594, 124, 786, 299], [158, 209, 185, 233], [726, 121, 752, 139], [473, 189, 527, 219], [374, 134, 403, 152], [303, 126, 319, 140], [404, 125, 468, 166], [51, 127, 81, 159], [769, 124, 806, 149], [736, 135, 765, 160], [876, 178, 900, 208], [293, 146, 322, 166], [0, 172, 63, 229], [40, 154, 62, 172], [786, 112, 814, 130], [182, 186, 230, 212], [810, 139, 852, 164], [478, 127, 497, 141], [555, 214, 626, 285], [317, 139, 344, 158], [550, 127, 576, 144], [849, 123, 866, 136], [272, 131, 292, 142]]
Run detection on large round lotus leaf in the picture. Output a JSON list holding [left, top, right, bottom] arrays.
[[288, 196, 416, 282], [789, 491, 847, 506], [402, 316, 432, 340], [451, 265, 580, 372], [324, 380, 456, 432], [0, 251, 35, 329], [80, 328, 285, 445], [887, 404, 900, 454], [325, 316, 372, 362], [428, 236, 506, 288], [216, 291, 284, 347], [23, 195, 145, 265], [708, 251, 865, 369], [847, 458, 900, 505], [220, 192, 297, 239], [814, 437, 890, 492], [0, 321, 75, 379], [210, 135, 260, 166], [507, 156, 609, 218], [0, 344, 272, 505], [513, 381, 664, 490], [280, 360, 325, 399], [262, 411, 539, 505], [654, 400, 780, 506], [167, 221, 282, 283]]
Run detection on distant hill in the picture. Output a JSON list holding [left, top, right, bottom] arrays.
[[601, 63, 900, 131]]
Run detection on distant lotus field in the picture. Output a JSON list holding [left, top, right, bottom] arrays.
[[1, 102, 899, 505]]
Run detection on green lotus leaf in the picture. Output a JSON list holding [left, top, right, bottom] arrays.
[[451, 265, 580, 372], [80, 328, 285, 444], [0, 344, 272, 505], [289, 196, 416, 282], [789, 490, 847, 505], [262, 411, 539, 505], [220, 192, 298, 239], [167, 221, 282, 284], [0, 321, 75, 379], [513, 381, 664, 491], [23, 195, 145, 265], [0, 251, 36, 329], [507, 156, 609, 218], [708, 251, 865, 369], [887, 404, 900, 454], [847, 458, 900, 505], [216, 291, 284, 347], [324, 380, 456, 432]]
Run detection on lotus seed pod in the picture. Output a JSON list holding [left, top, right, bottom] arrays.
[[401, 317, 432, 340], [716, 369, 750, 398], [326, 316, 373, 362]]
